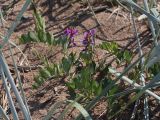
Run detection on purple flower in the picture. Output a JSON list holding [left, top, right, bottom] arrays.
[[82, 29, 95, 47], [64, 28, 78, 47]]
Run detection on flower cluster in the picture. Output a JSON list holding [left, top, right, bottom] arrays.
[[64, 28, 95, 49], [82, 29, 95, 50], [64, 28, 78, 47]]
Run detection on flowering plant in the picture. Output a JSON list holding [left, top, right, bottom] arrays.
[[82, 29, 95, 50], [64, 27, 78, 47]]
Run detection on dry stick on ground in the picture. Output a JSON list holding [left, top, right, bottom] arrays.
[[18, 43, 30, 64], [90, 5, 126, 17], [54, 5, 126, 37], [106, 5, 128, 22], [113, 23, 131, 35], [107, 6, 121, 21], [86, 0, 101, 26]]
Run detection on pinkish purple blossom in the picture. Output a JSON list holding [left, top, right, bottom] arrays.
[[64, 28, 78, 47], [82, 29, 95, 49]]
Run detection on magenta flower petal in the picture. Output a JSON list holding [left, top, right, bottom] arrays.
[[73, 29, 78, 35], [82, 29, 96, 47], [64, 28, 78, 47], [90, 29, 95, 36], [64, 28, 70, 35], [82, 40, 88, 46], [84, 32, 88, 38]]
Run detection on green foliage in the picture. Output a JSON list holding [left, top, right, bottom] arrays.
[[80, 51, 93, 64], [19, 9, 67, 46], [107, 85, 120, 116], [32, 64, 61, 89], [128, 65, 140, 81], [20, 11, 105, 99], [19, 7, 76, 51], [65, 48, 111, 99], [148, 63, 160, 78], [27, 12, 142, 119], [33, 9, 46, 33], [98, 41, 118, 53], [98, 41, 132, 64], [32, 53, 76, 89], [19, 26, 60, 46], [67, 64, 103, 99], [33, 46, 105, 99], [61, 53, 75, 74]]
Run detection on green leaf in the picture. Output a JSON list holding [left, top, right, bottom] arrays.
[[66, 81, 76, 90], [39, 68, 51, 79], [96, 82, 102, 95], [81, 68, 90, 81], [74, 77, 83, 89], [34, 10, 46, 32], [37, 30, 47, 42], [123, 50, 132, 62], [69, 52, 76, 63], [148, 63, 160, 76], [28, 31, 39, 42], [108, 85, 119, 105], [46, 32, 54, 45], [110, 42, 118, 54], [19, 34, 31, 43], [54, 64, 60, 75], [32, 84, 38, 89], [91, 80, 101, 95], [62, 57, 72, 74], [80, 51, 92, 63], [98, 42, 110, 51], [88, 61, 96, 74], [35, 77, 45, 86], [98, 42, 119, 54], [116, 52, 123, 61]]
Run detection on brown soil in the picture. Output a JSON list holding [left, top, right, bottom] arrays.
[[0, 0, 160, 120]]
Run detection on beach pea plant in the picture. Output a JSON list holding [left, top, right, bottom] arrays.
[[18, 11, 117, 100], [19, 10, 133, 101], [66, 30, 103, 99], [32, 28, 111, 100]]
